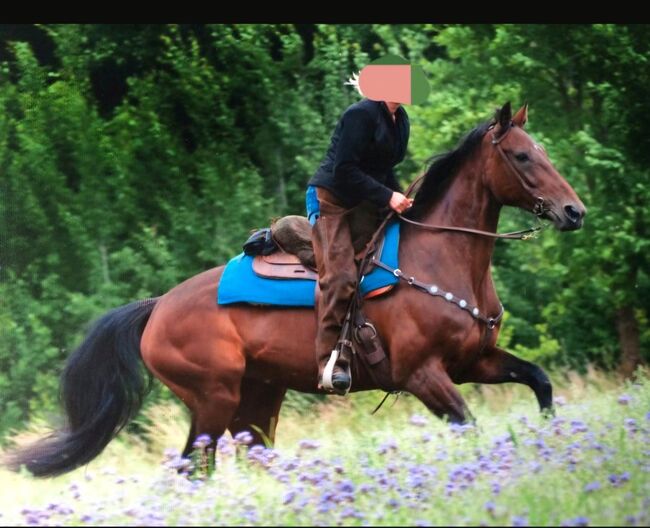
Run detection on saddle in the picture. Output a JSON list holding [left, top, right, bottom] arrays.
[[251, 215, 391, 298]]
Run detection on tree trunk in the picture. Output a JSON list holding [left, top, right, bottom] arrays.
[[616, 306, 642, 378]]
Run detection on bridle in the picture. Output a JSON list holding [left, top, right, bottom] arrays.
[[397, 122, 547, 240]]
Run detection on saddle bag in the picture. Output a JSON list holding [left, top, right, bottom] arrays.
[[243, 228, 278, 256]]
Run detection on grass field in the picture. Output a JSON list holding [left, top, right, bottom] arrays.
[[1, 368, 648, 526]]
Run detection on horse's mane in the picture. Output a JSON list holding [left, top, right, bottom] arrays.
[[407, 118, 495, 219]]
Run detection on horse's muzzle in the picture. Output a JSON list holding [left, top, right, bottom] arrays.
[[556, 202, 586, 231]]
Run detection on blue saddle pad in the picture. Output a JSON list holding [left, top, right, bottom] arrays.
[[217, 219, 400, 307]]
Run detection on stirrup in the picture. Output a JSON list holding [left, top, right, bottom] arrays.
[[320, 348, 351, 395]]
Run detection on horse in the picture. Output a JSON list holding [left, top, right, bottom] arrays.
[[7, 102, 585, 477]]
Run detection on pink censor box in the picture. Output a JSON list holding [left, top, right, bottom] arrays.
[[358, 64, 412, 104]]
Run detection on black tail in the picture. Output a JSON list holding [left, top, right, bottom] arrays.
[[5, 298, 158, 477]]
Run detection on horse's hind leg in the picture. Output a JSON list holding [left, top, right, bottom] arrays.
[[457, 346, 553, 414], [144, 339, 246, 459], [406, 358, 470, 424], [181, 420, 196, 458], [228, 378, 287, 447]]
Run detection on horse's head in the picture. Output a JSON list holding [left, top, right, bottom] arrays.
[[485, 102, 586, 231]]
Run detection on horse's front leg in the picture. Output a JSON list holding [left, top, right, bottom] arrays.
[[404, 357, 471, 424], [456, 345, 554, 415]]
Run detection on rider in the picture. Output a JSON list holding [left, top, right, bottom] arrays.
[[306, 54, 428, 394]]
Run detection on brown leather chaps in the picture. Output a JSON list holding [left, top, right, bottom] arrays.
[[311, 187, 382, 372]]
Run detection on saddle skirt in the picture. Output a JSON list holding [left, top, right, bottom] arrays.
[[252, 252, 318, 281], [217, 217, 401, 307]]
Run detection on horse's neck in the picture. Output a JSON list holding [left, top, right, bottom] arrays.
[[402, 153, 501, 301]]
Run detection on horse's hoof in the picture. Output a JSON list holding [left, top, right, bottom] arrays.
[[541, 406, 555, 419]]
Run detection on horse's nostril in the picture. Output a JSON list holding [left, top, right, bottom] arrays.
[[564, 204, 582, 222]]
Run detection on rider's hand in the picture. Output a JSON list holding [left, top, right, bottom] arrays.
[[388, 192, 414, 214]]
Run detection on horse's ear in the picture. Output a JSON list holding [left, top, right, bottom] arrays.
[[512, 103, 528, 128], [498, 101, 512, 128], [493, 101, 512, 140]]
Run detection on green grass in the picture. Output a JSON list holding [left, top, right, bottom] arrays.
[[1, 368, 648, 526]]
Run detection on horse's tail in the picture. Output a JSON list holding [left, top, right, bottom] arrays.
[[5, 298, 158, 477]]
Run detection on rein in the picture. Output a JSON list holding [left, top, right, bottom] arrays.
[[397, 213, 543, 240]]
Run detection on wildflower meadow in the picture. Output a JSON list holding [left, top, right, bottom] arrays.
[[2, 369, 648, 526]]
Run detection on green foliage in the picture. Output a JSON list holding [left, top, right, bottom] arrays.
[[1, 24, 648, 437]]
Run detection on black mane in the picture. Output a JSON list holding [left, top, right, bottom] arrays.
[[407, 119, 495, 219]]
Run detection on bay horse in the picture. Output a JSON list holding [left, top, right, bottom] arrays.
[[8, 103, 585, 477]]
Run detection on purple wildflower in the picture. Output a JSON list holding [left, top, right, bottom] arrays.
[[563, 516, 590, 526], [377, 439, 398, 455], [281, 459, 299, 472], [340, 507, 363, 519], [298, 439, 320, 450], [358, 483, 375, 494], [570, 420, 588, 434], [554, 395, 567, 407], [625, 418, 638, 434], [217, 436, 235, 456], [68, 482, 81, 500], [491, 481, 501, 495], [450, 423, 475, 436], [386, 498, 400, 509], [409, 414, 429, 427], [511, 515, 529, 526], [166, 456, 193, 472], [584, 481, 601, 492], [163, 448, 180, 461], [283, 490, 297, 505], [337, 479, 355, 494], [192, 433, 212, 449], [444, 482, 456, 497], [234, 431, 254, 445], [618, 394, 632, 405], [485, 500, 496, 514]]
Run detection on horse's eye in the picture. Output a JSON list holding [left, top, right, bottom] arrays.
[[515, 152, 530, 162]]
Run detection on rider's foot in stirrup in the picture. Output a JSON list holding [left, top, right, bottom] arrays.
[[318, 362, 351, 395], [331, 363, 351, 392]]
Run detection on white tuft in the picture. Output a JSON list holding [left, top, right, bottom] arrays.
[[344, 72, 362, 95]]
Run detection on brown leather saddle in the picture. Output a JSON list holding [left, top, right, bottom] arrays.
[[252, 252, 318, 281]]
